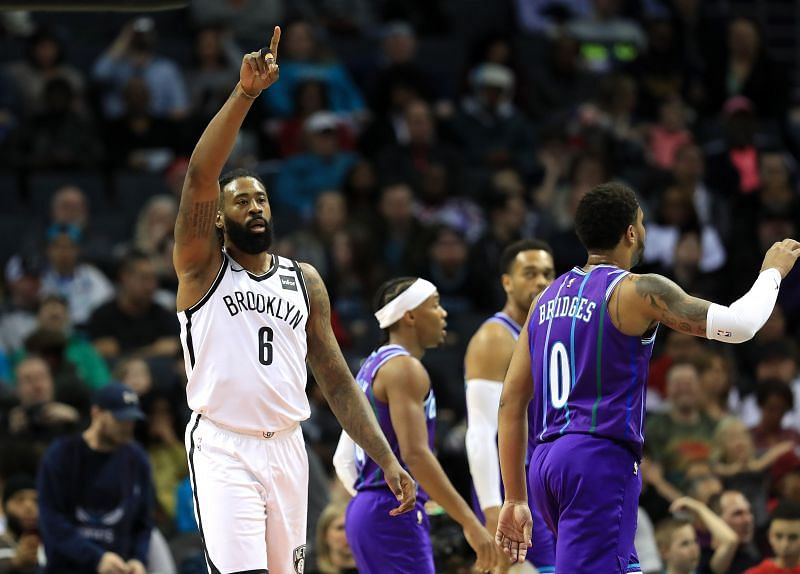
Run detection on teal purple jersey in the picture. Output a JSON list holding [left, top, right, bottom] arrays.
[[468, 312, 556, 570], [529, 265, 658, 459], [353, 344, 436, 501]]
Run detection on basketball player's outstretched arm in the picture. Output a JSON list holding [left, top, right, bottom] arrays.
[[626, 239, 800, 340], [382, 356, 497, 573], [174, 28, 280, 308], [495, 310, 535, 564], [300, 263, 416, 515]]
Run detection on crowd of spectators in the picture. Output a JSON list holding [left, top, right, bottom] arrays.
[[0, 1, 799, 572]]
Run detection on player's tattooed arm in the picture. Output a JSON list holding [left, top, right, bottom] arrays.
[[631, 273, 710, 336], [174, 28, 281, 277], [301, 263, 396, 466]]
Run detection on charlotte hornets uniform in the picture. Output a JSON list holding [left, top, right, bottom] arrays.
[[528, 265, 657, 573], [469, 312, 555, 572], [345, 344, 437, 574], [179, 251, 311, 574]]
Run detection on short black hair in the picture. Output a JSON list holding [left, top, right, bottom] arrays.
[[373, 277, 417, 314], [219, 168, 266, 194], [574, 182, 640, 251], [771, 500, 800, 523], [500, 239, 553, 274], [756, 378, 795, 410], [118, 249, 152, 276]]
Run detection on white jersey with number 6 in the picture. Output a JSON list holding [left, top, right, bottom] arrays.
[[178, 250, 311, 433]]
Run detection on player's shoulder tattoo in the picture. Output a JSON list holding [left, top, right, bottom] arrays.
[[631, 273, 708, 334]]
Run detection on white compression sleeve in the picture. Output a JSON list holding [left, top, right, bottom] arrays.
[[465, 379, 503, 511], [706, 268, 781, 343], [333, 431, 358, 496]]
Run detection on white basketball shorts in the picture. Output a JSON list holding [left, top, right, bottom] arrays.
[[185, 413, 309, 574]]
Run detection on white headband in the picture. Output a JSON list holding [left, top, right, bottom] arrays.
[[374, 279, 437, 329]]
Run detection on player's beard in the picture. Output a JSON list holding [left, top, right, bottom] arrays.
[[225, 215, 274, 254], [631, 236, 645, 268]]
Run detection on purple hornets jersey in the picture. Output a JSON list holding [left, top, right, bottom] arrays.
[[529, 265, 657, 458], [354, 344, 436, 501]]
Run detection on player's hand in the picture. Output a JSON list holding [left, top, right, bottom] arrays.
[[239, 26, 281, 98], [495, 500, 532, 564], [483, 507, 512, 574], [97, 552, 129, 574], [382, 461, 416, 516], [464, 518, 498, 573], [761, 238, 800, 278]]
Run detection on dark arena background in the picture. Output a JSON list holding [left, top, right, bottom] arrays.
[[0, 0, 799, 573]]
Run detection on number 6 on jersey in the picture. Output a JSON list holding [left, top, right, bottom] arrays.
[[259, 326, 274, 365]]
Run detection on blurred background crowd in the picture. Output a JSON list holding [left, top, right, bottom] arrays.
[[0, 0, 799, 572]]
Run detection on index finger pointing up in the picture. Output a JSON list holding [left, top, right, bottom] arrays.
[[269, 26, 281, 61]]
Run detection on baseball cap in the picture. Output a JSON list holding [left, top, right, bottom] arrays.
[[471, 63, 515, 90], [92, 383, 145, 421], [304, 111, 339, 134], [132, 16, 155, 33], [4, 254, 42, 283]]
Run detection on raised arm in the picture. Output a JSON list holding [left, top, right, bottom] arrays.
[[300, 263, 415, 515], [669, 497, 738, 574], [384, 357, 496, 573], [625, 239, 800, 340], [495, 309, 535, 564], [174, 28, 281, 292]]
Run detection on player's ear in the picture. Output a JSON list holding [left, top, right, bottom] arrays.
[[215, 211, 223, 229], [501, 273, 513, 293]]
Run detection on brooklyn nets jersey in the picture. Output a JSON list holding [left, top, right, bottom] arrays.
[[179, 251, 311, 432]]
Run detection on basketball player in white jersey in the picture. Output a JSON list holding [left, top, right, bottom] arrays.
[[173, 27, 415, 574], [465, 239, 555, 574]]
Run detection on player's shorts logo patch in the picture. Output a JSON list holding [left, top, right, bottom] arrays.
[[293, 544, 306, 573], [280, 275, 298, 291]]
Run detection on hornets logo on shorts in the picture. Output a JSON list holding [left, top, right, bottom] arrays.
[[293, 544, 306, 573]]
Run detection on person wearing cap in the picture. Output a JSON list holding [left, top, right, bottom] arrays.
[[450, 62, 535, 176], [275, 109, 357, 219], [0, 474, 39, 574], [0, 254, 42, 356], [36, 382, 153, 574], [333, 278, 497, 574], [40, 223, 114, 328]]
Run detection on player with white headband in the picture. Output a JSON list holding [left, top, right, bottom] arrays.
[[334, 277, 497, 574]]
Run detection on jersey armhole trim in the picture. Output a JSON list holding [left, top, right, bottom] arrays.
[[293, 259, 310, 311], [183, 255, 229, 318]]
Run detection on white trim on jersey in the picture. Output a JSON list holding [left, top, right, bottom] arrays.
[[179, 251, 311, 433]]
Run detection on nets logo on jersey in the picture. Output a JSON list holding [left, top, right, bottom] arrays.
[[293, 544, 306, 573], [280, 275, 298, 291]]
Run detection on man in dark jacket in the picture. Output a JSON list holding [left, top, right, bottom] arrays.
[[36, 383, 153, 574]]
